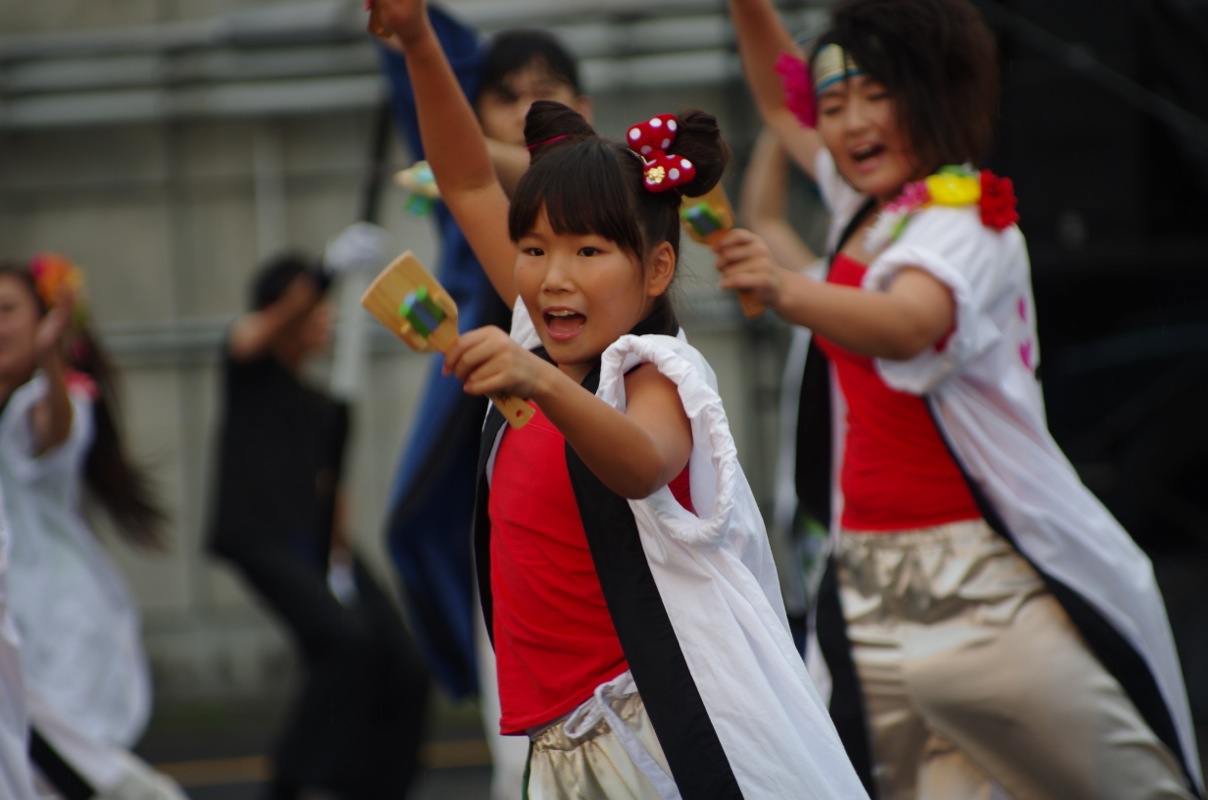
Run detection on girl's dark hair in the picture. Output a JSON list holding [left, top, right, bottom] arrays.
[[813, 0, 1000, 171], [480, 29, 582, 98], [0, 262, 166, 549], [510, 100, 730, 331]]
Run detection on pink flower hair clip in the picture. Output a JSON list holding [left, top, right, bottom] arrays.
[[626, 114, 696, 193]]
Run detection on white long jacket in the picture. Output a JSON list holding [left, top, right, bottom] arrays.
[[806, 150, 1203, 793], [489, 305, 870, 799]]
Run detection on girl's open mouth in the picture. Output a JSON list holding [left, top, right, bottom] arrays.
[[852, 143, 884, 164], [544, 309, 585, 341]]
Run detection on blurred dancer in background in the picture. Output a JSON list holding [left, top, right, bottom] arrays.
[[207, 248, 429, 800], [0, 255, 185, 798]]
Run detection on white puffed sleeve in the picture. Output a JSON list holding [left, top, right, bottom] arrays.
[[596, 334, 748, 548], [864, 206, 1027, 394]]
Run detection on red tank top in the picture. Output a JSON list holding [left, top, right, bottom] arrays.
[[813, 253, 980, 531], [488, 404, 694, 732]]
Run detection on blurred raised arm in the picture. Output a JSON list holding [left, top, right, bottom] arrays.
[[374, 0, 517, 306], [728, 0, 825, 180]]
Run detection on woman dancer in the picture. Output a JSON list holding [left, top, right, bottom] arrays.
[[719, 0, 1203, 797]]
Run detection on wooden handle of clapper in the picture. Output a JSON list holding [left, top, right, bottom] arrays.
[[681, 185, 766, 319], [361, 251, 534, 429]]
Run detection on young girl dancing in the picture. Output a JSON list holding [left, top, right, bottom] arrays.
[[370, 1, 867, 797], [721, 0, 1204, 797], [0, 256, 185, 797]]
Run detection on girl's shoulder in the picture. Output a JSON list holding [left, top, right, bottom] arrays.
[[615, 331, 703, 364], [867, 165, 1020, 253], [601, 332, 717, 397]]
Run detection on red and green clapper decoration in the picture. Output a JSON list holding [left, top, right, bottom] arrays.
[[361, 251, 534, 429]]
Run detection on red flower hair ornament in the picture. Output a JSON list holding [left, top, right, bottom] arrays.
[[27, 252, 93, 370], [626, 114, 696, 193], [29, 252, 87, 322]]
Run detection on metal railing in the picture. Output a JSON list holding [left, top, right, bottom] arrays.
[[0, 1, 829, 128]]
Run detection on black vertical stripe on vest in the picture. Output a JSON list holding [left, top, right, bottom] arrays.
[[924, 401, 1202, 797], [796, 197, 890, 797], [815, 561, 878, 799], [472, 403, 508, 644], [566, 321, 739, 797], [798, 334, 881, 794], [795, 198, 877, 532], [29, 727, 95, 800], [565, 437, 742, 799], [795, 340, 834, 530]]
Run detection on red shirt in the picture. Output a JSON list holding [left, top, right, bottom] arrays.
[[488, 404, 694, 732], [813, 253, 981, 531]]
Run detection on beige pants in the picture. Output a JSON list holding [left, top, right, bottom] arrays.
[[837, 520, 1193, 800], [525, 671, 677, 800]]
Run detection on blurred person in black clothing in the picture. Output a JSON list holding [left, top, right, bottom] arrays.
[[208, 252, 430, 800]]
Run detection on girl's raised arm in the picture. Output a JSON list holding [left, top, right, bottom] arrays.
[[28, 288, 75, 455], [374, 0, 518, 306], [228, 273, 321, 362], [728, 0, 825, 180]]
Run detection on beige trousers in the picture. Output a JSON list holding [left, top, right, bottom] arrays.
[[525, 671, 677, 800], [836, 520, 1193, 800]]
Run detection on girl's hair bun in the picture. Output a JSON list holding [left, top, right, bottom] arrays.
[[524, 100, 596, 160], [667, 109, 730, 198]]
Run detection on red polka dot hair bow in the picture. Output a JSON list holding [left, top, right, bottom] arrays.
[[626, 114, 696, 193]]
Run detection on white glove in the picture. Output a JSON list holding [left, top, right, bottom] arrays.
[[327, 557, 358, 606], [323, 220, 389, 274]]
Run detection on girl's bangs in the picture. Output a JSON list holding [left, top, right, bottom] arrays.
[[509, 143, 643, 257]]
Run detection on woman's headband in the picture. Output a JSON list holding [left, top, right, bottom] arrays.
[[776, 43, 865, 129], [811, 43, 864, 94]]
